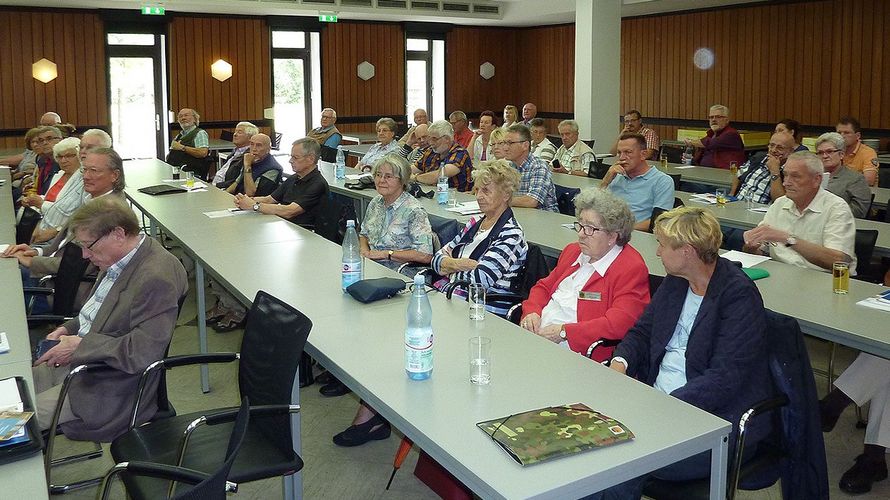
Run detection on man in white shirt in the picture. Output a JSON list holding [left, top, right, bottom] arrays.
[[213, 121, 258, 187], [551, 119, 594, 176], [529, 118, 556, 163]]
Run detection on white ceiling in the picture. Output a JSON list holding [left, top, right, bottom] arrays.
[[3, 0, 764, 26]]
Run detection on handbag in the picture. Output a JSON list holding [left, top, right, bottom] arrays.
[[346, 278, 408, 303]]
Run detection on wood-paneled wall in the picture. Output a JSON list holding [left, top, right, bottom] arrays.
[[0, 9, 107, 148], [320, 22, 405, 134], [168, 17, 272, 125], [445, 27, 519, 120], [621, 0, 890, 131], [516, 24, 574, 115]]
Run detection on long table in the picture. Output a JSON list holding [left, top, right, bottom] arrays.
[[124, 159, 732, 499], [0, 167, 50, 499]]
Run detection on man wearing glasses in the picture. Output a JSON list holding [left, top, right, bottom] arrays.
[[411, 120, 473, 192], [503, 124, 558, 212], [308, 108, 342, 150], [817, 132, 872, 219], [601, 133, 675, 231], [685, 104, 746, 169], [234, 137, 329, 228], [731, 131, 796, 205], [608, 110, 660, 160]]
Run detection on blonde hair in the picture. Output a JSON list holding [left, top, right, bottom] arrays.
[[489, 127, 508, 144], [654, 206, 722, 264], [471, 159, 520, 198]]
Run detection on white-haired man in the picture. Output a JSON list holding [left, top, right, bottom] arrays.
[[167, 108, 211, 178], [213, 121, 258, 188]]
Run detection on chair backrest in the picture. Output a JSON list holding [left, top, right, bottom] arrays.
[[271, 132, 283, 151], [668, 173, 681, 191], [312, 193, 348, 244], [673, 197, 685, 208], [878, 167, 890, 188], [320, 145, 337, 163], [16, 207, 42, 245], [51, 241, 93, 316], [239, 291, 312, 454], [547, 134, 563, 149], [647, 206, 668, 233], [513, 243, 553, 299], [555, 186, 581, 216], [581, 139, 595, 149], [219, 130, 234, 142], [587, 159, 609, 179], [174, 397, 250, 500], [428, 213, 460, 249], [854, 229, 878, 271]]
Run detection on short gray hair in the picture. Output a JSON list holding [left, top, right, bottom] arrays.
[[236, 121, 259, 136], [786, 151, 824, 176], [322, 107, 337, 119], [81, 129, 112, 148], [293, 137, 321, 162], [709, 104, 729, 116], [558, 120, 579, 133], [449, 111, 467, 122], [376, 117, 397, 133], [428, 120, 454, 140], [53, 137, 80, 158], [91, 147, 126, 191], [372, 153, 412, 189], [574, 187, 635, 245], [69, 197, 140, 238], [815, 132, 845, 153]]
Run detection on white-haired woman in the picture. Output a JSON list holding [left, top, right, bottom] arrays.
[[357, 117, 401, 171], [25, 137, 85, 244]]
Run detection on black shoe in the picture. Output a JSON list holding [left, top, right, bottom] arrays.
[[316, 370, 333, 385], [333, 415, 391, 447], [839, 454, 888, 494], [319, 378, 350, 397]]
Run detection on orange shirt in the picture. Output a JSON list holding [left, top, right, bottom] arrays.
[[843, 142, 878, 186]]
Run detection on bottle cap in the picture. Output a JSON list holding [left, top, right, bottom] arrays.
[[346, 220, 355, 227], [414, 274, 425, 286]]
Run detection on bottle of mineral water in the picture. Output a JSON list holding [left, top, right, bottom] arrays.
[[682, 145, 694, 165], [341, 220, 362, 290], [436, 165, 449, 205], [335, 146, 346, 179], [405, 274, 433, 380]]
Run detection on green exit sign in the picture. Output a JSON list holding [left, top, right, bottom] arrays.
[[142, 6, 165, 15], [319, 13, 338, 23]]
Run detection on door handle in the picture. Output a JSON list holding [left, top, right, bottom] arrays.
[[155, 114, 161, 132]]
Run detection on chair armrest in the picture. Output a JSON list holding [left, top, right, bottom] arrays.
[[444, 279, 471, 299], [27, 314, 72, 326], [22, 287, 54, 296], [506, 303, 522, 325], [729, 394, 790, 495], [585, 338, 622, 360], [99, 461, 234, 500]]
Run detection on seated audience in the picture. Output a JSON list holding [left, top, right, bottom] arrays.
[[213, 121, 257, 188], [32, 197, 187, 440], [27, 126, 64, 196], [503, 124, 558, 212], [467, 110, 495, 163], [0, 111, 61, 168], [431, 160, 528, 316], [357, 117, 401, 171], [449, 111, 474, 149], [396, 123, 429, 164], [685, 104, 746, 169], [520, 188, 649, 360], [412, 120, 474, 192], [608, 110, 660, 160], [836, 116, 878, 186], [821, 353, 890, 494], [529, 118, 556, 163], [5, 128, 41, 190], [225, 133, 282, 197], [24, 137, 85, 244], [520, 102, 537, 126], [731, 131, 795, 204], [233, 138, 329, 228], [600, 133, 675, 231], [552, 119, 595, 176], [743, 151, 856, 274], [308, 107, 342, 151], [487, 127, 509, 160], [166, 108, 210, 179], [594, 207, 771, 499], [502, 105, 519, 128], [775, 118, 809, 152], [817, 132, 872, 218]]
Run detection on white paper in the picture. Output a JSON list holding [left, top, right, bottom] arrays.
[[0, 377, 22, 412], [204, 208, 252, 219], [674, 165, 697, 169], [0, 244, 8, 253], [747, 207, 769, 213], [689, 193, 718, 205], [0, 332, 8, 354], [561, 223, 575, 230], [445, 201, 481, 215], [857, 290, 890, 312], [721, 250, 771, 268]]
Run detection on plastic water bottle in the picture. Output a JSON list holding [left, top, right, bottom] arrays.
[[682, 145, 694, 165], [436, 165, 449, 205], [335, 146, 346, 179], [405, 274, 433, 380], [341, 220, 362, 290]]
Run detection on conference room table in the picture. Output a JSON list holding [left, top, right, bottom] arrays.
[[123, 158, 734, 499], [0, 167, 50, 499]]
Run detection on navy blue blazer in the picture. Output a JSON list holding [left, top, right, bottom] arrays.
[[613, 257, 771, 446]]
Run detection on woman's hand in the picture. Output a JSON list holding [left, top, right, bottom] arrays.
[[537, 324, 564, 343], [520, 313, 542, 333], [438, 257, 478, 274]]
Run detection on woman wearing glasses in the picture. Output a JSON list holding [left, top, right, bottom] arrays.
[[357, 117, 402, 172], [519, 188, 649, 361], [23, 137, 85, 244]]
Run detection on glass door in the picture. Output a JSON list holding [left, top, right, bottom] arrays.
[[272, 31, 313, 151]]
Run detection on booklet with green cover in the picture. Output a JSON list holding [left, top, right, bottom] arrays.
[[476, 403, 634, 466]]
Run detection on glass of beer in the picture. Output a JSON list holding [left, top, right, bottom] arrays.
[[715, 188, 728, 206], [659, 152, 668, 170], [185, 171, 195, 189], [729, 161, 739, 177], [832, 262, 850, 294]]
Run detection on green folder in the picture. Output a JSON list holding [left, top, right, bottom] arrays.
[[743, 268, 770, 280], [476, 403, 634, 466]]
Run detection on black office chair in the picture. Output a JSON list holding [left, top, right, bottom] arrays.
[[397, 214, 461, 281], [99, 397, 250, 500], [555, 186, 581, 216], [667, 173, 681, 191], [853, 229, 878, 282], [878, 167, 890, 189], [582, 139, 595, 149], [270, 132, 283, 150], [643, 310, 829, 500], [588, 158, 609, 179], [25, 242, 95, 334], [548, 134, 563, 150], [16, 206, 42, 244], [647, 206, 668, 233], [109, 291, 310, 499], [312, 193, 349, 245]]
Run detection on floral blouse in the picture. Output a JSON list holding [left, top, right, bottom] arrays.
[[360, 191, 433, 268]]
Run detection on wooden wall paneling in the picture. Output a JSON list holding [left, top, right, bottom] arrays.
[[867, 0, 883, 127], [0, 13, 16, 128], [62, 15, 77, 124], [882, 2, 890, 128]]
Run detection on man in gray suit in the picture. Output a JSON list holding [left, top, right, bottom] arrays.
[[33, 197, 188, 441]]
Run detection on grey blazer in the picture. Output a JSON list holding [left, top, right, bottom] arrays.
[[59, 237, 187, 441]]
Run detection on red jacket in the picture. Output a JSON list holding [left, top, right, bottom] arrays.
[[521, 243, 650, 361]]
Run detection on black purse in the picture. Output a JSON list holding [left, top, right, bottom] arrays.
[[345, 278, 408, 303]]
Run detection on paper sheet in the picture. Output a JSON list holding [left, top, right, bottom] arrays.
[[721, 250, 771, 268], [204, 208, 252, 219], [345, 173, 372, 181], [445, 201, 481, 215], [0, 378, 22, 412], [747, 207, 769, 213], [0, 244, 8, 253], [674, 165, 697, 169], [857, 290, 890, 313]]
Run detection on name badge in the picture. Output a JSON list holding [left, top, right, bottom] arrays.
[[579, 291, 601, 301]]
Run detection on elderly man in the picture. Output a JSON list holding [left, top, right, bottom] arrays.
[[234, 138, 329, 228], [79, 129, 113, 162], [503, 124, 558, 212], [26, 126, 63, 196], [817, 132, 872, 219], [225, 133, 282, 197], [213, 122, 258, 188], [412, 108, 428, 127], [552, 119, 595, 176], [731, 131, 796, 204], [601, 133, 675, 231], [686, 104, 746, 169], [743, 151, 856, 274], [448, 111, 474, 149], [166, 108, 210, 179], [31, 197, 187, 440], [308, 108, 342, 162], [520, 103, 537, 126], [397, 123, 429, 164], [609, 110, 660, 160], [836, 116, 878, 186], [412, 120, 473, 192], [529, 118, 556, 163], [0, 112, 63, 167]]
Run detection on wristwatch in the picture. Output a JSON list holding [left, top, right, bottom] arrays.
[[387, 250, 394, 260], [252, 202, 260, 212], [785, 234, 797, 247], [770, 174, 780, 181], [558, 325, 567, 339]]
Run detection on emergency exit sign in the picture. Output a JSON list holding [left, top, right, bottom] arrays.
[[319, 13, 338, 22], [142, 6, 165, 15]]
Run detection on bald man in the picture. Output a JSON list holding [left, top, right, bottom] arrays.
[[521, 103, 537, 126], [226, 133, 283, 197], [40, 112, 62, 126]]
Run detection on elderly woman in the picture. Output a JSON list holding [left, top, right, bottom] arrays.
[[432, 159, 528, 316], [519, 188, 649, 361], [357, 117, 401, 171], [24, 137, 85, 244], [775, 118, 809, 152], [360, 153, 434, 269], [502, 105, 519, 128], [3, 128, 41, 184], [593, 207, 771, 499], [467, 110, 495, 163]]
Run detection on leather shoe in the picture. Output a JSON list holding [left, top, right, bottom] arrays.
[[316, 370, 333, 385], [839, 454, 888, 494], [319, 378, 350, 397], [333, 415, 391, 447]]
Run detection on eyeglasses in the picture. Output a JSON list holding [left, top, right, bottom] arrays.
[[816, 149, 841, 156], [289, 154, 311, 162], [373, 172, 397, 181], [35, 136, 60, 144], [573, 221, 605, 236], [74, 231, 109, 251], [428, 135, 443, 141], [707, 115, 727, 120], [56, 153, 78, 160], [80, 166, 110, 175], [503, 140, 527, 146]]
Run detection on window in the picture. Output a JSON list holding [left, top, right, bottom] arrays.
[[271, 30, 320, 152], [406, 37, 445, 122]]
